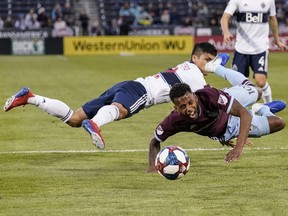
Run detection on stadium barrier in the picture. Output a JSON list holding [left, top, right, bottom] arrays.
[[0, 30, 287, 55], [0, 38, 63, 55], [195, 35, 288, 52]]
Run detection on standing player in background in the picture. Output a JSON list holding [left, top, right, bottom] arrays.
[[220, 0, 286, 103]]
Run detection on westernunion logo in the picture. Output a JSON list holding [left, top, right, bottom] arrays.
[[73, 40, 185, 51], [64, 36, 193, 55]]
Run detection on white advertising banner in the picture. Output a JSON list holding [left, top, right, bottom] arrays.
[[12, 39, 45, 55]]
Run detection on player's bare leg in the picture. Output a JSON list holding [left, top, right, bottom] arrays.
[[255, 74, 272, 103]]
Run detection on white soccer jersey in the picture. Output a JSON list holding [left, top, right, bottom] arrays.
[[224, 0, 276, 54], [135, 61, 207, 107]]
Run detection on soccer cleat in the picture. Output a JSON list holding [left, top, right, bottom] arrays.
[[218, 53, 230, 66], [82, 119, 105, 150], [252, 100, 286, 114], [205, 53, 230, 72], [264, 100, 286, 114], [4, 87, 34, 112]]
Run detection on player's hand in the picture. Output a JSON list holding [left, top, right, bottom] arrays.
[[274, 40, 286, 52], [220, 138, 253, 148], [147, 165, 157, 173], [220, 139, 236, 148], [224, 146, 243, 163], [245, 139, 253, 147], [223, 32, 234, 44]]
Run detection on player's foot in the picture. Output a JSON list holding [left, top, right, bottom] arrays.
[[252, 100, 286, 114], [4, 87, 34, 112], [205, 53, 230, 72], [264, 100, 286, 113], [218, 53, 230, 66], [82, 119, 105, 150]]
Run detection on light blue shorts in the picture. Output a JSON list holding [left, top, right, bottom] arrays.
[[222, 112, 270, 141], [222, 85, 259, 107]]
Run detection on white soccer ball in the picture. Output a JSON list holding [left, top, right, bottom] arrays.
[[155, 146, 190, 180]]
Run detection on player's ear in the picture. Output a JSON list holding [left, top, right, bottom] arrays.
[[174, 105, 179, 112], [194, 94, 198, 102], [191, 54, 197, 63]]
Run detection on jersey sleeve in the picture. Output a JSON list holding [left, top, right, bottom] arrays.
[[224, 0, 238, 15], [154, 111, 180, 142], [269, 0, 276, 17]]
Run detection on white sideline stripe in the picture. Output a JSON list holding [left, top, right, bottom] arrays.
[[0, 147, 287, 154]]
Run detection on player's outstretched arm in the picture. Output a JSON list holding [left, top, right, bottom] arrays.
[[224, 99, 252, 163], [147, 135, 161, 173]]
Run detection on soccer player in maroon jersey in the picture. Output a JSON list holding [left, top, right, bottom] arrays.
[[148, 83, 285, 170]]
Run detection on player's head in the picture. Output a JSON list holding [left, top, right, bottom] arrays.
[[191, 42, 217, 76], [170, 83, 199, 119], [191, 42, 217, 57]]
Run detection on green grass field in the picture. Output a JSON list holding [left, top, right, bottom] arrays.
[[1, 53, 287, 216]]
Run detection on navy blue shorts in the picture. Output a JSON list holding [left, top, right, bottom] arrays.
[[232, 50, 268, 78], [82, 81, 148, 119]]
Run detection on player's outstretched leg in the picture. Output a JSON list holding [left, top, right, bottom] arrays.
[[205, 54, 255, 87], [82, 119, 105, 149], [252, 100, 286, 114], [4, 87, 34, 112]]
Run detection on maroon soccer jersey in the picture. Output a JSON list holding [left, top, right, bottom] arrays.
[[154, 86, 234, 142]]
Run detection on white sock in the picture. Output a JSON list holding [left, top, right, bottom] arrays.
[[28, 95, 73, 122], [257, 105, 275, 117], [261, 82, 272, 103], [92, 105, 119, 127], [215, 66, 251, 86]]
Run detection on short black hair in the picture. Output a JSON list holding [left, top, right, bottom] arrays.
[[191, 42, 217, 58], [169, 83, 192, 103]]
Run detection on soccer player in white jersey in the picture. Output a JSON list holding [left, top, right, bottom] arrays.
[[220, 0, 286, 103], [4, 42, 284, 150]]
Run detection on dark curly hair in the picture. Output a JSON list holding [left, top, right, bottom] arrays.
[[169, 83, 192, 103]]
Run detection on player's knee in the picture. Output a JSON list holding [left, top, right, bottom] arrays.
[[66, 114, 85, 127], [66, 119, 82, 127], [256, 87, 262, 101], [256, 82, 266, 88], [276, 118, 286, 131], [269, 117, 286, 133], [118, 107, 128, 119], [111, 102, 128, 119], [255, 76, 267, 88]]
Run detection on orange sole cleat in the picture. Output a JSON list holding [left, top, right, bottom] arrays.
[[4, 87, 34, 112]]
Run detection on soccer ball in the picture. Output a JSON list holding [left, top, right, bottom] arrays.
[[155, 146, 190, 180]]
